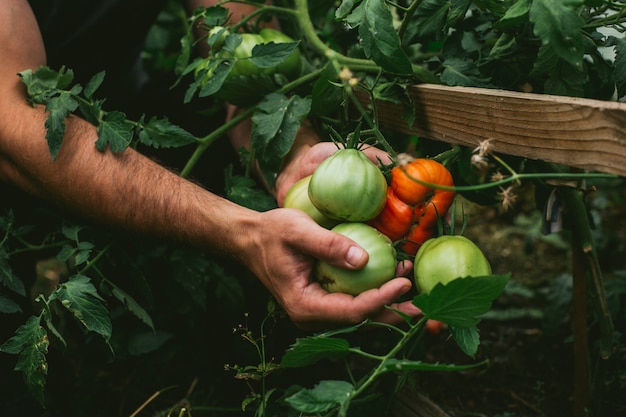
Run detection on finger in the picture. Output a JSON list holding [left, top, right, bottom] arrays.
[[287, 214, 369, 270], [291, 277, 413, 330], [395, 259, 414, 277], [361, 145, 393, 166]]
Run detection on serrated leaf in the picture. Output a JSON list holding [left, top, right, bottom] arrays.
[[0, 295, 22, 313], [0, 248, 15, 288], [138, 116, 197, 149], [310, 62, 343, 117], [414, 274, 510, 327], [281, 337, 351, 368], [250, 41, 300, 68], [495, 0, 531, 29], [0, 316, 49, 406], [107, 282, 154, 331], [44, 91, 79, 160], [224, 172, 278, 212], [336, 0, 360, 19], [251, 93, 311, 187], [198, 60, 235, 98], [285, 380, 353, 413], [84, 71, 105, 100], [19, 66, 75, 103], [50, 275, 112, 342], [404, 0, 450, 42], [529, 0, 584, 68], [450, 325, 480, 357], [440, 57, 493, 87], [609, 36, 626, 99], [96, 111, 134, 152], [359, 0, 412, 74]]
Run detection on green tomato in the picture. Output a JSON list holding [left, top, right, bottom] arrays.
[[315, 223, 397, 296], [221, 29, 301, 78], [283, 176, 341, 229], [308, 148, 388, 222], [414, 235, 492, 294]]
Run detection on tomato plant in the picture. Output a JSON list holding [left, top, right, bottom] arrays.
[[308, 148, 388, 222], [369, 158, 456, 255], [283, 175, 340, 229], [315, 223, 396, 296], [413, 235, 492, 294]]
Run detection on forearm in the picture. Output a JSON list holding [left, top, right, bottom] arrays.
[[0, 95, 255, 257]]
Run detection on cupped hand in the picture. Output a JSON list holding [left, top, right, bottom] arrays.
[[242, 208, 421, 330]]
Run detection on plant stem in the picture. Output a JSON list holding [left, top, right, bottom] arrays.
[[179, 68, 324, 177]]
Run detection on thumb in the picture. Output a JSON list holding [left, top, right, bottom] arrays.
[[298, 226, 369, 270]]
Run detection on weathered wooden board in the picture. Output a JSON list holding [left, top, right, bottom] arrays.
[[359, 84, 626, 177]]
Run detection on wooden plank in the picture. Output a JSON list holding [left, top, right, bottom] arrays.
[[359, 84, 626, 177]]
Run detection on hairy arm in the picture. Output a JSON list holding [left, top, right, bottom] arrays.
[[0, 0, 418, 329]]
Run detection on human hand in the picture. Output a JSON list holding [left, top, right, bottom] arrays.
[[240, 208, 420, 330]]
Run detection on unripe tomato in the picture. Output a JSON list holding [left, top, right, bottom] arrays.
[[370, 158, 455, 255], [283, 175, 340, 229], [220, 29, 302, 78], [228, 33, 266, 77], [308, 148, 388, 222], [413, 235, 492, 294], [315, 223, 397, 296]]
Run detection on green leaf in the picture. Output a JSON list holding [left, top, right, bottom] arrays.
[[224, 172, 278, 212], [138, 116, 197, 149], [198, 60, 235, 98], [84, 71, 105, 100], [413, 274, 510, 328], [95, 111, 134, 152], [0, 248, 16, 289], [251, 93, 311, 188], [532, 44, 585, 96], [284, 380, 353, 413], [250, 41, 300, 68], [440, 56, 492, 87], [106, 281, 154, 331], [281, 337, 351, 368], [450, 325, 480, 357], [0, 295, 22, 313], [44, 91, 79, 160], [310, 62, 343, 117], [359, 0, 412, 74], [19, 66, 76, 103], [495, 0, 532, 29], [529, 0, 584, 68], [405, 0, 451, 42], [336, 0, 360, 19], [609, 36, 626, 99], [50, 274, 112, 342], [0, 316, 49, 406]]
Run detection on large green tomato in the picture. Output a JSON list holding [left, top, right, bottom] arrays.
[[308, 148, 388, 222], [283, 175, 340, 229], [315, 223, 397, 296], [414, 235, 492, 294]]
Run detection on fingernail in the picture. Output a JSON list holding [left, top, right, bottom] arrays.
[[346, 246, 366, 267]]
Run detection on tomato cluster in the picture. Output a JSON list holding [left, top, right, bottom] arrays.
[[284, 146, 494, 313], [284, 147, 461, 296], [368, 158, 456, 255]]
